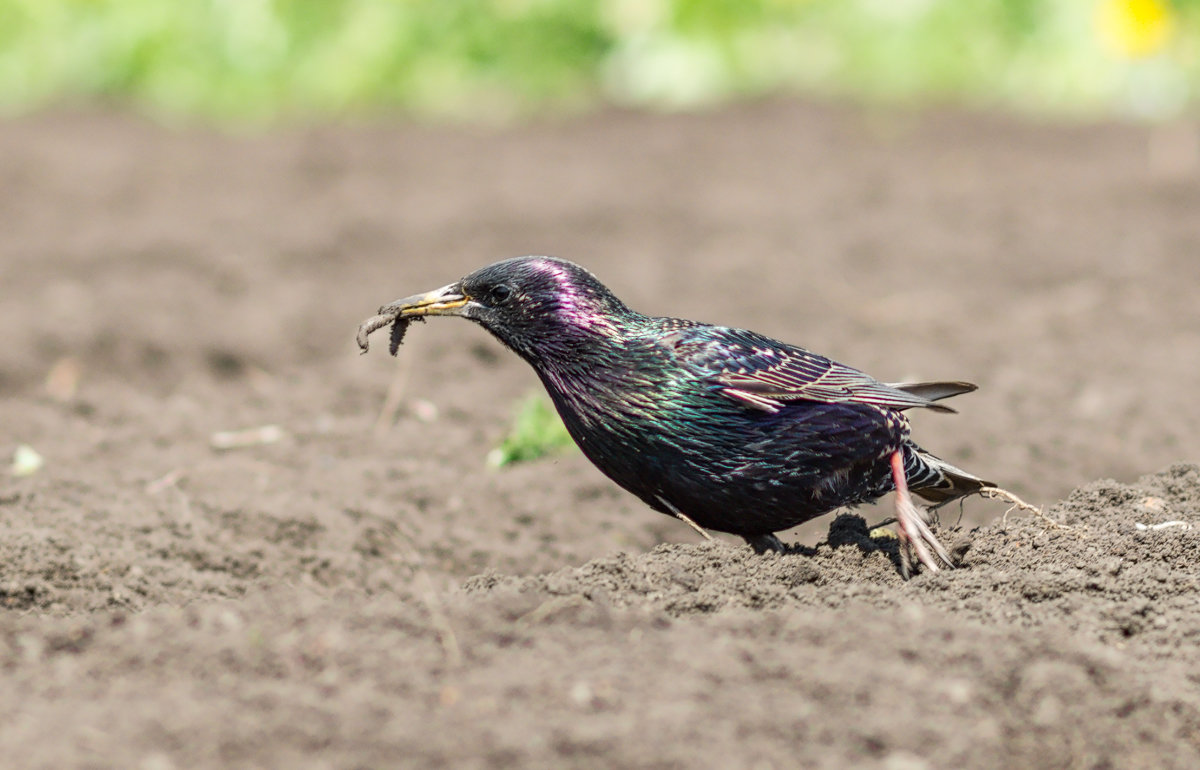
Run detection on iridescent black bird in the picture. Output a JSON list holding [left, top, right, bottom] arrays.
[[358, 256, 993, 574]]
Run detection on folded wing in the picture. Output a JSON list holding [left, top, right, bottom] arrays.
[[669, 326, 974, 414]]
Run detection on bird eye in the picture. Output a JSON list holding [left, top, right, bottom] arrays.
[[490, 284, 513, 304]]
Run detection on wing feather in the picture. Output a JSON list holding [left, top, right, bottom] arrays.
[[667, 325, 963, 413]]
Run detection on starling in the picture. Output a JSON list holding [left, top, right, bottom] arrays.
[[358, 256, 994, 574]]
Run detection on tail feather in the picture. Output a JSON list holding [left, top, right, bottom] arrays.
[[886, 381, 978, 414], [903, 443, 992, 505]]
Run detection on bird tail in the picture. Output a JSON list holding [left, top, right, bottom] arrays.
[[902, 443, 992, 505], [885, 381, 977, 414]]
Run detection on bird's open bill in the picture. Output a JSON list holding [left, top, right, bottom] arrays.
[[379, 283, 469, 318], [356, 283, 469, 354]]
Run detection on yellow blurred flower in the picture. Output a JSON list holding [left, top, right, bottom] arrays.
[[1095, 0, 1175, 58]]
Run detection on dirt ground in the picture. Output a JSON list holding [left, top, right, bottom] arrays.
[[2, 102, 1199, 768]]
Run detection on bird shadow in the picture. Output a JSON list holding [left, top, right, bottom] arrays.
[[824, 512, 905, 570], [748, 514, 884, 560]]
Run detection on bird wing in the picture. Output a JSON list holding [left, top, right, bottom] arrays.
[[665, 326, 956, 414]]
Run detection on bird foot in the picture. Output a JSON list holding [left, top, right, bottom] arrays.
[[743, 533, 787, 555], [895, 499, 955, 578], [891, 451, 954, 577]]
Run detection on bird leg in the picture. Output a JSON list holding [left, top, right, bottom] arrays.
[[656, 496, 715, 543], [891, 451, 954, 576], [743, 533, 787, 554]]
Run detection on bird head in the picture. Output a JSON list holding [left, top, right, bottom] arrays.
[[373, 256, 633, 367]]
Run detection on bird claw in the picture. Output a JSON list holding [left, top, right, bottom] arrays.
[[895, 496, 955, 577]]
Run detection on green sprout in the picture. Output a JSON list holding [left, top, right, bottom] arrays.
[[486, 393, 576, 468]]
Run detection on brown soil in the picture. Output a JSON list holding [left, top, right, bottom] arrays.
[[1, 102, 1199, 768]]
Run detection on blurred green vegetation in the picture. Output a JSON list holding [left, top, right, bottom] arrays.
[[1, 0, 1198, 122], [486, 393, 576, 468]]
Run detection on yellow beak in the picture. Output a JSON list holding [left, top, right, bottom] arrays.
[[379, 283, 470, 317]]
